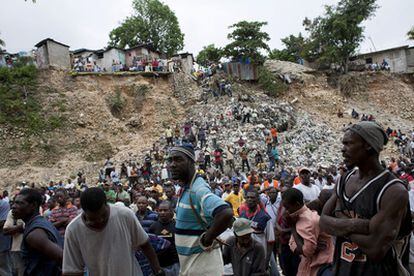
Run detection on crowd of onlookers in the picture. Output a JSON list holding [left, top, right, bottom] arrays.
[[366, 59, 391, 71], [1, 71, 413, 274], [1, 155, 413, 275], [2, 112, 414, 275], [72, 56, 183, 74]]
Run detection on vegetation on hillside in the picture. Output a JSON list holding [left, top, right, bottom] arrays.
[[0, 61, 67, 136], [257, 66, 288, 97], [107, 90, 125, 116]]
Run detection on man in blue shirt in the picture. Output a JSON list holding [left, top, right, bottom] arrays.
[[168, 144, 233, 275], [136, 196, 158, 232], [12, 188, 63, 276]]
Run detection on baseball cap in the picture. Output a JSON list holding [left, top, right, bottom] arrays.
[[233, 218, 255, 236]]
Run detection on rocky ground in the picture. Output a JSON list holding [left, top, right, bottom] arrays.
[[0, 70, 186, 188], [0, 65, 413, 189]]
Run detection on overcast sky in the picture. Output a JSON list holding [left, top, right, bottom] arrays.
[[1, 0, 413, 55]]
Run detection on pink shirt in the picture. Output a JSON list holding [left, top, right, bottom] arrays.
[[289, 206, 334, 276]]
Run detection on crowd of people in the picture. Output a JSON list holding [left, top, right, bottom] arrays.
[[72, 56, 103, 73], [72, 55, 183, 74], [1, 117, 414, 275], [367, 59, 391, 71]]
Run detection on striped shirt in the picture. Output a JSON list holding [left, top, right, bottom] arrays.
[[175, 176, 228, 256]]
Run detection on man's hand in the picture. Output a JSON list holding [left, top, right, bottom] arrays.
[[200, 232, 214, 248], [321, 192, 369, 237]]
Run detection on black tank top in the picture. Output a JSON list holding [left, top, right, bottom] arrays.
[[334, 168, 412, 276]]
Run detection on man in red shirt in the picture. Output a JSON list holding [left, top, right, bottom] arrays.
[[152, 59, 160, 71], [270, 127, 278, 144], [213, 147, 224, 173]]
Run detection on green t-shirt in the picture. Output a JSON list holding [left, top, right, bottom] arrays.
[[104, 190, 117, 203], [117, 190, 130, 202]]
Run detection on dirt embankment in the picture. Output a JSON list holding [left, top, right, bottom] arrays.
[[281, 71, 414, 158], [0, 70, 185, 188]]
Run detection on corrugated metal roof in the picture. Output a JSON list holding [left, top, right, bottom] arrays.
[[355, 45, 409, 57], [35, 38, 70, 48]]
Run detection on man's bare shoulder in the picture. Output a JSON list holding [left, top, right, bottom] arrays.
[[378, 180, 408, 210]]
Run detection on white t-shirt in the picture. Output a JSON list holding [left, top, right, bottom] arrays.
[[265, 196, 281, 227], [322, 184, 335, 190], [63, 205, 148, 276], [3, 210, 24, 252], [314, 178, 327, 190], [294, 183, 321, 202]]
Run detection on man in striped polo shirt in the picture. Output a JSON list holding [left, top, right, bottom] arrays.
[[168, 144, 233, 275]]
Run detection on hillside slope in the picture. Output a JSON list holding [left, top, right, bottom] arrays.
[[281, 71, 414, 157], [1, 69, 413, 188], [0, 70, 186, 187]]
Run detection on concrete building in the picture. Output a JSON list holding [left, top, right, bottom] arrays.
[[172, 52, 194, 74], [125, 43, 162, 67], [71, 48, 104, 70], [101, 47, 126, 72], [353, 45, 414, 73], [72, 48, 95, 60], [35, 38, 70, 69], [407, 47, 414, 73]]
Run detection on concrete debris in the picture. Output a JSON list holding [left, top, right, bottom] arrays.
[[179, 88, 342, 171], [279, 113, 342, 168], [171, 72, 201, 105], [264, 60, 316, 83]]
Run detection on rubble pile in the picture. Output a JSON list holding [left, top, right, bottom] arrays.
[[264, 60, 316, 83], [279, 112, 342, 168], [171, 72, 202, 105], [181, 87, 343, 171]]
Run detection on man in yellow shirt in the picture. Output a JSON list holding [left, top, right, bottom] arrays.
[[225, 182, 245, 217], [150, 180, 163, 194]]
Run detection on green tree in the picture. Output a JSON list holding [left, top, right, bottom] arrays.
[[224, 21, 270, 64], [0, 32, 5, 50], [269, 33, 306, 62], [303, 0, 378, 73], [408, 27, 414, 40], [109, 0, 184, 56], [196, 44, 223, 66]]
